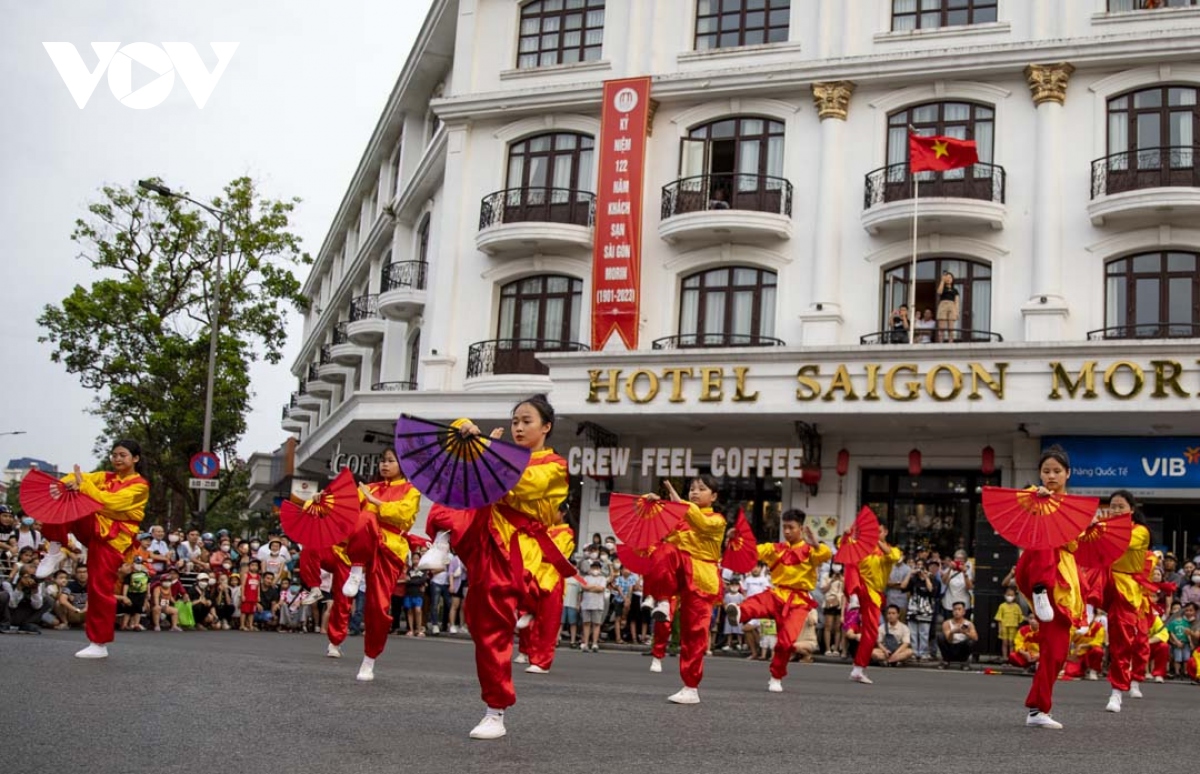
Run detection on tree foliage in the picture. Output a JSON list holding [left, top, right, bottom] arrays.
[[38, 177, 310, 527]]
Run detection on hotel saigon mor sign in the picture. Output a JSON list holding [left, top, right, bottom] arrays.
[[584, 359, 1200, 404]]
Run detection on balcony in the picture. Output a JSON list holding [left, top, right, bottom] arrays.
[[317, 345, 347, 382], [329, 322, 365, 365], [371, 380, 418, 392], [659, 174, 793, 244], [465, 338, 589, 389], [859, 328, 1004, 345], [475, 188, 595, 255], [281, 404, 306, 432], [346, 294, 386, 345], [378, 261, 428, 321], [1087, 147, 1200, 226], [295, 380, 323, 410], [651, 333, 787, 349], [1107, 0, 1199, 11], [306, 362, 334, 397], [1087, 323, 1200, 340], [861, 162, 1006, 235]]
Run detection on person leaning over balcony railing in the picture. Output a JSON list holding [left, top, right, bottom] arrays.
[[936, 272, 961, 343], [889, 305, 911, 344]]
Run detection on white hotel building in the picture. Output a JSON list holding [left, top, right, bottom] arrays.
[[277, 0, 1200, 596]]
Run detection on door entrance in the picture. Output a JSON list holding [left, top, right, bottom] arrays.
[[860, 469, 1001, 557]]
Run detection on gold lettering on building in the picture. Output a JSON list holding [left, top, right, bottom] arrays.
[[587, 368, 622, 403], [925, 364, 964, 402], [795, 365, 821, 401], [863, 363, 882, 401], [1048, 361, 1098, 400], [1151, 360, 1187, 399], [699, 367, 724, 402], [968, 362, 1007, 400], [662, 367, 694, 403], [624, 369, 659, 404], [732, 366, 758, 402], [1103, 360, 1144, 400], [822, 365, 859, 402], [884, 364, 921, 401]]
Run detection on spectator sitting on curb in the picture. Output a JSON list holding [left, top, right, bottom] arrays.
[[938, 601, 978, 670], [1, 564, 50, 633], [57, 565, 90, 630], [874, 604, 915, 666]]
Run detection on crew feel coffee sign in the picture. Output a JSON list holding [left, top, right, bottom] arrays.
[[591, 77, 651, 352]]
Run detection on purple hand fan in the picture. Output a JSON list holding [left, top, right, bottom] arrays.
[[393, 414, 531, 509]]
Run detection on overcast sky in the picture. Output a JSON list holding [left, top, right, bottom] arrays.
[[0, 1, 433, 472]]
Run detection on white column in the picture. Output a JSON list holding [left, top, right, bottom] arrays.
[[420, 122, 469, 389], [1021, 63, 1074, 342], [800, 81, 854, 346]]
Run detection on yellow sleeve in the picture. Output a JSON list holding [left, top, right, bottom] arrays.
[[506, 458, 568, 507], [1130, 525, 1150, 551], [78, 473, 148, 520], [377, 487, 420, 532], [757, 543, 780, 565], [809, 543, 832, 565], [683, 502, 726, 537]]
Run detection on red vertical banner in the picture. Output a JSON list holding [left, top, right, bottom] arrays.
[[591, 77, 651, 351]]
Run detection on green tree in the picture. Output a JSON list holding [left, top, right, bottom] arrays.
[[39, 177, 310, 528]]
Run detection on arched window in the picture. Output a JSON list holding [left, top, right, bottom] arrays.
[[882, 258, 992, 339], [1104, 251, 1200, 338], [678, 266, 777, 347], [501, 132, 595, 225], [518, 0, 605, 69], [407, 330, 421, 387], [1104, 86, 1200, 192], [675, 117, 786, 213], [882, 102, 995, 200], [695, 0, 791, 50], [416, 213, 431, 264], [891, 0, 997, 31], [498, 275, 583, 344]]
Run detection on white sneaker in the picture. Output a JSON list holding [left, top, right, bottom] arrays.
[[850, 670, 874, 685], [650, 657, 663, 673], [1032, 590, 1054, 623], [515, 613, 533, 630], [74, 642, 108, 659], [525, 664, 548, 674], [417, 532, 451, 572], [341, 566, 365, 598], [449, 626, 459, 634], [36, 543, 65, 579], [300, 589, 322, 606], [1106, 693, 1122, 713], [651, 600, 672, 623], [641, 595, 655, 611], [1129, 681, 1143, 698], [431, 625, 440, 635], [469, 713, 506, 740], [767, 678, 783, 693], [357, 657, 375, 682], [1086, 670, 1099, 681], [667, 687, 700, 704], [591, 644, 599, 653], [515, 653, 529, 664], [1153, 675, 1165, 683], [326, 643, 342, 658], [1026, 711, 1063, 729]]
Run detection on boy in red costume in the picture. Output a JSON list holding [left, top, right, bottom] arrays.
[[1008, 614, 1041, 669], [845, 525, 901, 685], [1103, 490, 1152, 713], [640, 476, 726, 705], [725, 509, 830, 692], [1060, 617, 1104, 680]]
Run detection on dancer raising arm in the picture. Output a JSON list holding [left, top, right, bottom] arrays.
[[846, 525, 901, 685]]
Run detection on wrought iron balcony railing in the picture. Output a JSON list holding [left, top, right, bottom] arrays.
[[349, 294, 380, 321], [466, 338, 590, 378], [651, 333, 786, 349], [661, 173, 793, 219], [478, 187, 595, 230], [381, 261, 429, 292], [1087, 323, 1200, 340], [370, 380, 418, 391], [864, 162, 1005, 209], [1090, 146, 1200, 198], [859, 328, 1004, 344]]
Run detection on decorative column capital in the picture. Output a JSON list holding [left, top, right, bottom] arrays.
[[811, 81, 855, 120], [1024, 63, 1075, 107]]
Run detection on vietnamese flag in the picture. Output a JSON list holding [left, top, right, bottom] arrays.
[[909, 133, 979, 173]]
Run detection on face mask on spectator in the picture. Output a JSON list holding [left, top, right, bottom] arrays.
[[223, 562, 233, 571], [250, 541, 261, 550], [220, 543, 230, 551], [1193, 575, 1200, 584], [1005, 595, 1015, 602], [590, 569, 602, 576], [198, 581, 208, 589], [21, 517, 34, 527], [169, 535, 180, 543]]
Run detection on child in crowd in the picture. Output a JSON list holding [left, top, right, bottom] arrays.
[[404, 565, 427, 637], [994, 589, 1024, 662], [1167, 602, 1195, 678], [1009, 613, 1041, 670], [562, 573, 582, 648], [278, 577, 302, 632], [721, 577, 744, 651], [579, 560, 607, 652], [214, 573, 236, 630], [241, 562, 261, 632], [120, 557, 150, 631]]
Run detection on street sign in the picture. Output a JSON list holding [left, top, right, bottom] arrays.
[[190, 452, 220, 479], [188, 478, 220, 490]]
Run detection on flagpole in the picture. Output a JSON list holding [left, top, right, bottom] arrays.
[[908, 140, 919, 345]]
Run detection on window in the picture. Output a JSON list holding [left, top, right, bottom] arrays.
[[678, 266, 777, 346], [518, 0, 605, 69], [499, 132, 595, 226], [881, 258, 992, 339], [878, 101, 996, 201], [1108, 0, 1199, 11], [1104, 252, 1200, 337], [672, 117, 786, 213], [407, 330, 421, 385], [892, 0, 998, 31], [1103, 86, 1199, 191], [498, 275, 583, 343], [695, 0, 790, 50], [416, 213, 431, 264]]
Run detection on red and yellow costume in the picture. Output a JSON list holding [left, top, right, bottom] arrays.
[[1015, 540, 1084, 713], [738, 538, 831, 681], [425, 444, 573, 710], [650, 596, 680, 660], [1008, 623, 1041, 668], [1104, 523, 1151, 692], [1148, 615, 1170, 680], [345, 476, 420, 659], [1061, 619, 1104, 679], [643, 502, 726, 689], [43, 471, 149, 645], [846, 544, 902, 669], [1186, 646, 1200, 681], [297, 543, 351, 646], [517, 522, 575, 670]]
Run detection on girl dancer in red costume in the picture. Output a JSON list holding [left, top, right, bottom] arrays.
[[1103, 489, 1152, 712]]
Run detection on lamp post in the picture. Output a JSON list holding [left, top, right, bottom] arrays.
[[138, 180, 229, 522]]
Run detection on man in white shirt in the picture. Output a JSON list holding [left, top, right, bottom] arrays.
[[257, 535, 291, 564], [872, 604, 914, 665], [148, 526, 172, 574]]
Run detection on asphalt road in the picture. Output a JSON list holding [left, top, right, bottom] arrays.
[[3, 630, 1190, 774]]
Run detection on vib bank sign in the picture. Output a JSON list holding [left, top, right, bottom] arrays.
[[43, 42, 238, 109], [1044, 436, 1200, 495]]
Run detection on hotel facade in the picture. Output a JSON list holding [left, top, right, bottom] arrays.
[[276, 0, 1200, 590]]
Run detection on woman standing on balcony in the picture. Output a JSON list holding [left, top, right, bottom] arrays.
[[936, 271, 961, 343]]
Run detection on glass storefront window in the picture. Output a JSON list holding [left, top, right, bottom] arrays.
[[862, 468, 1000, 557]]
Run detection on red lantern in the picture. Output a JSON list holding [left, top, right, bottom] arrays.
[[981, 445, 995, 475], [801, 466, 822, 486], [908, 449, 922, 477], [836, 449, 850, 477]]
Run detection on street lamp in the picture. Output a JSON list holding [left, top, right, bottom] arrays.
[[138, 179, 230, 522]]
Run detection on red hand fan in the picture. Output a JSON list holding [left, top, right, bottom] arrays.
[[19, 469, 103, 524], [722, 509, 758, 574], [1073, 514, 1133, 568], [608, 493, 689, 550], [834, 506, 882, 565], [405, 533, 431, 549], [982, 486, 1098, 550], [615, 542, 658, 576], [279, 468, 360, 549]]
